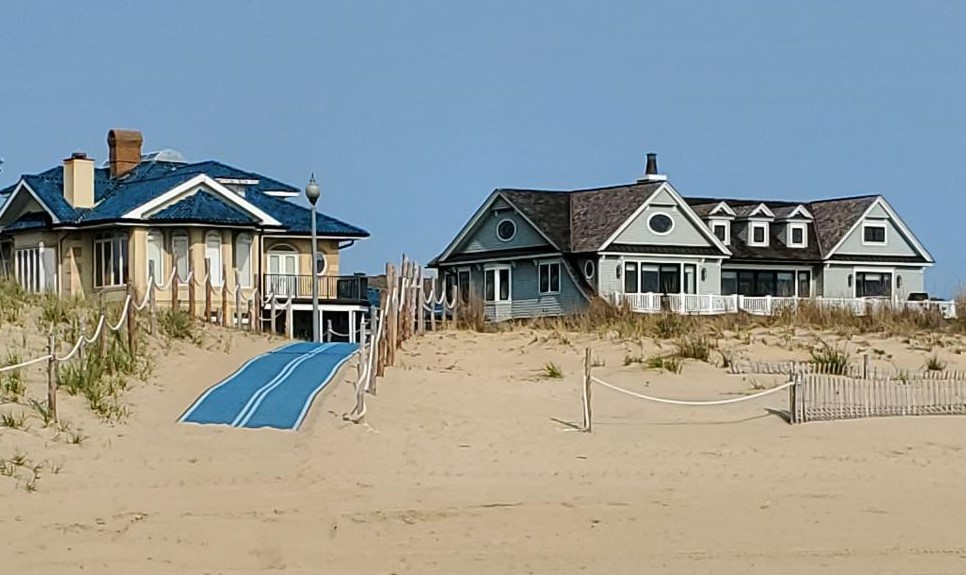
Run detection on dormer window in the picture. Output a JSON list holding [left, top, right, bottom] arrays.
[[749, 222, 769, 246], [863, 223, 886, 245], [710, 220, 730, 244], [787, 222, 807, 248]]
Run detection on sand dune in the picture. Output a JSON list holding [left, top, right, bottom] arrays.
[[3, 327, 966, 574]]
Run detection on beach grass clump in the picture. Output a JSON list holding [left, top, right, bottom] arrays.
[[675, 335, 715, 362], [1, 352, 26, 402], [809, 341, 851, 375], [158, 307, 199, 342], [925, 352, 946, 372], [57, 332, 147, 421], [0, 410, 28, 430], [0, 279, 25, 324], [541, 361, 564, 379], [645, 354, 682, 374]]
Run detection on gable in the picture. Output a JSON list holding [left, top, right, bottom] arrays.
[[613, 203, 716, 247], [124, 175, 281, 226], [834, 214, 917, 257], [603, 183, 731, 254], [452, 203, 551, 255], [823, 197, 933, 262], [148, 189, 259, 225], [0, 181, 60, 229], [865, 203, 889, 218]]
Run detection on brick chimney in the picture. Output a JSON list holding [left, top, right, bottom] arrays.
[[107, 129, 143, 178], [63, 152, 95, 208]]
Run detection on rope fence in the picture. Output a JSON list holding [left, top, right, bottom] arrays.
[[579, 346, 966, 429]]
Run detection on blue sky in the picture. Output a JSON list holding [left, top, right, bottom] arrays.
[[2, 1, 964, 295]]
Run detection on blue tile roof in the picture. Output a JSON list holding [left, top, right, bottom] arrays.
[[1, 158, 368, 237], [149, 189, 258, 225]]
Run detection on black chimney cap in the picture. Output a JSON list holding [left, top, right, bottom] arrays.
[[645, 152, 658, 175]]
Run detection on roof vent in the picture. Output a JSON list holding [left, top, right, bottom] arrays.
[[638, 152, 668, 183]]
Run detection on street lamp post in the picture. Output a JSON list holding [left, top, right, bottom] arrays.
[[305, 174, 321, 343]]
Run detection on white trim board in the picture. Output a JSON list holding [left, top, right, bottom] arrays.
[[123, 174, 281, 226], [600, 252, 728, 260], [598, 182, 732, 256], [824, 196, 934, 263], [0, 180, 62, 224]]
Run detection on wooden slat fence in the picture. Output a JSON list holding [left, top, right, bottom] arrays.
[[791, 373, 966, 423], [731, 359, 966, 381]]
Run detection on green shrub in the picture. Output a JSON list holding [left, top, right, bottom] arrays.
[[158, 308, 198, 342], [675, 335, 715, 362], [644, 354, 682, 374], [541, 361, 563, 379]]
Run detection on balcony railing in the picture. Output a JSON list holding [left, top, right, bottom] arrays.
[[612, 293, 957, 319], [263, 274, 368, 302]]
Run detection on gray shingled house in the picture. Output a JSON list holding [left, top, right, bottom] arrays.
[[429, 154, 942, 321]]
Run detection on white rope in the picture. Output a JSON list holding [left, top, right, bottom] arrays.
[[0, 355, 53, 373], [133, 283, 153, 311], [327, 326, 352, 338], [83, 316, 106, 344], [108, 296, 132, 332], [591, 377, 795, 406], [55, 337, 85, 362], [152, 268, 178, 291]]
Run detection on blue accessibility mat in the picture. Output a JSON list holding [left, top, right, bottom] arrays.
[[178, 341, 358, 430]]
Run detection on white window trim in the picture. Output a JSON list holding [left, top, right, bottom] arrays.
[[171, 231, 190, 281], [484, 263, 512, 303], [205, 231, 224, 287], [146, 229, 164, 284], [94, 232, 128, 288], [235, 233, 254, 288], [496, 219, 517, 242], [583, 259, 595, 280], [711, 220, 730, 244], [862, 222, 888, 246], [315, 252, 327, 277], [787, 222, 807, 248], [622, 260, 663, 294], [538, 261, 561, 295], [748, 222, 770, 247], [852, 267, 896, 299], [646, 211, 675, 236]]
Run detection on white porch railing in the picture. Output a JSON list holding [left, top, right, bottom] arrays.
[[612, 293, 957, 319]]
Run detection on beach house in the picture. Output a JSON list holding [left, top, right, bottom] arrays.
[[429, 153, 949, 321], [0, 129, 371, 340]]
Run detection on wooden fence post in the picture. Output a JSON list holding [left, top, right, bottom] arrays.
[[452, 286, 459, 328], [270, 296, 277, 335], [98, 294, 108, 357], [188, 272, 196, 318], [285, 301, 294, 339], [862, 353, 870, 379], [126, 284, 137, 354], [149, 281, 157, 335], [248, 299, 255, 333], [386, 263, 397, 367], [377, 289, 388, 377], [78, 317, 86, 367], [172, 272, 179, 311], [204, 261, 212, 323], [235, 284, 242, 329], [221, 266, 229, 326], [47, 326, 58, 423], [583, 347, 592, 432]]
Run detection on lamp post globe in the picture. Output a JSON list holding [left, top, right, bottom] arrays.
[[306, 174, 321, 343]]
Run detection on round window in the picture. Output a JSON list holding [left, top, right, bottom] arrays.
[[584, 260, 595, 279], [648, 213, 673, 234], [497, 219, 517, 242], [315, 253, 327, 276]]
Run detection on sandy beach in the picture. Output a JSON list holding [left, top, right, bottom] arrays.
[[3, 326, 966, 574]]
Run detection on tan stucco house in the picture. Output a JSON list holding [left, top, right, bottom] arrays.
[[0, 129, 371, 340]]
